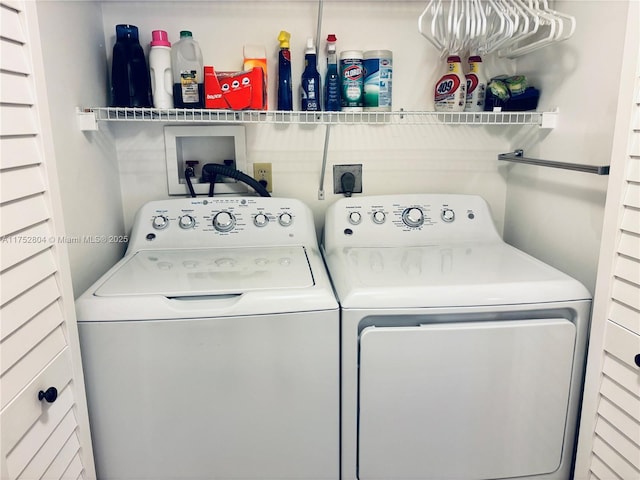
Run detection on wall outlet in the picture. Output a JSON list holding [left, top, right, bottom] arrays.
[[333, 164, 363, 195], [253, 162, 273, 192]]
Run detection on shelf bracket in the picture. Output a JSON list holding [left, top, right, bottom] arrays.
[[540, 108, 559, 129], [76, 107, 98, 131], [498, 149, 610, 175]]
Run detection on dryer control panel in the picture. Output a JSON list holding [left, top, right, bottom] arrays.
[[323, 194, 502, 248], [127, 197, 318, 252]]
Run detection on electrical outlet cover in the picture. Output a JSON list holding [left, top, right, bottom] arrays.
[[164, 125, 248, 196], [333, 164, 363, 194], [253, 163, 273, 192]]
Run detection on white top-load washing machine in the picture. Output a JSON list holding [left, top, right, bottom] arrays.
[[322, 194, 591, 480], [76, 197, 339, 480]]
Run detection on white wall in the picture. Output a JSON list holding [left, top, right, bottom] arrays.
[[504, 0, 629, 293], [36, 0, 126, 297]]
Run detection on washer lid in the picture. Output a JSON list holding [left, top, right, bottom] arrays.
[[94, 246, 314, 297], [325, 242, 591, 308]]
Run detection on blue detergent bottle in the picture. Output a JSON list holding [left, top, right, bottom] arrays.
[[277, 31, 293, 111], [324, 34, 340, 111], [301, 38, 321, 111], [111, 24, 152, 107]]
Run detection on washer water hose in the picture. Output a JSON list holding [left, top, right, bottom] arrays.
[[184, 163, 271, 198], [184, 162, 198, 198]]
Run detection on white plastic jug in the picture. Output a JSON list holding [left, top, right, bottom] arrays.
[[171, 30, 204, 108]]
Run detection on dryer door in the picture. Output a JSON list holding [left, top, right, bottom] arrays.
[[358, 318, 575, 480]]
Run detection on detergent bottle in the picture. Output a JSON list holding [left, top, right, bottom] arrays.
[[111, 24, 151, 107], [148, 30, 173, 109]]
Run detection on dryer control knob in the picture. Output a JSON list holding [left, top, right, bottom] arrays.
[[278, 212, 293, 227], [152, 215, 169, 230], [179, 215, 195, 229], [213, 211, 236, 232], [254, 213, 269, 227], [441, 208, 455, 223], [372, 210, 386, 224], [402, 207, 424, 228], [348, 211, 362, 225]]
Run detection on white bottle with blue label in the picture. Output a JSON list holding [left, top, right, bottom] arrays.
[[434, 56, 466, 112]]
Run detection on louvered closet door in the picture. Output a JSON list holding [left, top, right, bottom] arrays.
[[0, 1, 95, 479], [574, 3, 640, 479]]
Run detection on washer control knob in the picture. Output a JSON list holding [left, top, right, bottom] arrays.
[[152, 215, 169, 230], [213, 211, 236, 232], [348, 211, 362, 225], [372, 210, 386, 224], [441, 208, 455, 223], [254, 213, 269, 227], [179, 215, 195, 229], [402, 207, 424, 228], [278, 212, 293, 227]]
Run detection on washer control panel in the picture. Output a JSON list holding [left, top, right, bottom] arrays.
[[324, 194, 501, 248], [130, 197, 316, 252]]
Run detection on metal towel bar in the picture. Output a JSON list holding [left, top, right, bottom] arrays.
[[498, 149, 610, 175]]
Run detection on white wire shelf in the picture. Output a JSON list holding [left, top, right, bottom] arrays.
[[77, 107, 557, 130]]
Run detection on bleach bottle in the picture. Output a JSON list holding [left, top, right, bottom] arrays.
[[301, 38, 321, 111], [434, 55, 466, 112], [171, 30, 204, 108]]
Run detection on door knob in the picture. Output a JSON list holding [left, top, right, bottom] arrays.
[[38, 387, 58, 403], [635, 354, 640, 368]]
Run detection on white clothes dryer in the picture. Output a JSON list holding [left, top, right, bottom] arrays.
[[322, 194, 591, 480], [76, 197, 339, 480]]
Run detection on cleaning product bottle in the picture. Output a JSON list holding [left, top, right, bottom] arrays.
[[464, 55, 487, 112], [111, 24, 151, 107], [434, 55, 466, 112], [148, 30, 173, 109], [277, 31, 293, 111], [324, 34, 340, 111], [171, 30, 204, 108], [301, 37, 321, 111]]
